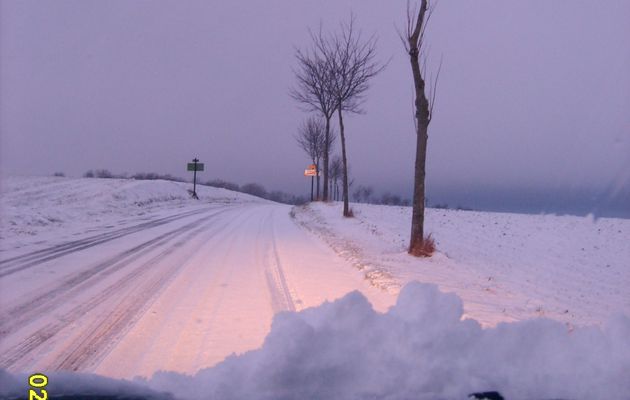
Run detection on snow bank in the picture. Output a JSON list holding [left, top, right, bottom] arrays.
[[148, 282, 630, 400], [3, 283, 627, 400]]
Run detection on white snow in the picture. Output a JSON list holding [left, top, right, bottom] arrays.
[[0, 176, 263, 252], [0, 176, 389, 379], [2, 283, 629, 399], [293, 202, 630, 327], [146, 283, 630, 400], [1, 177, 629, 399]]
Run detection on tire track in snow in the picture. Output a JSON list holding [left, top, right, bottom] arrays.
[[0, 219, 219, 370], [263, 210, 296, 313], [0, 206, 209, 266], [0, 209, 235, 371], [53, 210, 245, 372], [0, 206, 233, 339], [0, 206, 217, 277], [167, 207, 261, 373]]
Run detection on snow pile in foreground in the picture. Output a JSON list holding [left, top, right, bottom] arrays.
[[0, 176, 263, 250], [3, 283, 629, 400]]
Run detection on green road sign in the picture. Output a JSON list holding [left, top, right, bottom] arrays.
[[187, 163, 204, 171]]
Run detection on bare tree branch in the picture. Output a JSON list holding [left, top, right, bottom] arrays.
[[428, 55, 442, 122], [295, 117, 325, 163], [295, 117, 334, 200], [290, 25, 341, 201], [315, 14, 385, 216]]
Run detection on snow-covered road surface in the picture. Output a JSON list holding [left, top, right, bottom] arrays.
[[0, 201, 390, 378]]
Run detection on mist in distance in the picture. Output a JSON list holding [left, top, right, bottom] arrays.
[[1, 1, 628, 217]]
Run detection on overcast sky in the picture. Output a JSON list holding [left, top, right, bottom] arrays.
[[1, 1, 629, 216]]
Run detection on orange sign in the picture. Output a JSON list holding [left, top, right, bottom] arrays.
[[304, 164, 317, 176]]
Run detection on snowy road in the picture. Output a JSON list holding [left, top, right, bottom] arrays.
[[0, 202, 390, 378]]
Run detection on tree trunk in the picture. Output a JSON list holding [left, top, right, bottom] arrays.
[[409, 121, 428, 253], [408, 32, 431, 254], [311, 157, 316, 202], [329, 178, 333, 200], [338, 107, 350, 217], [315, 159, 321, 200], [322, 117, 331, 201]]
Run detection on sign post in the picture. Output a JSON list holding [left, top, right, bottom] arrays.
[[187, 158, 205, 199], [304, 164, 317, 201]]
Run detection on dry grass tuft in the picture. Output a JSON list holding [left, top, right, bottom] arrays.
[[345, 207, 355, 218], [409, 234, 436, 257]]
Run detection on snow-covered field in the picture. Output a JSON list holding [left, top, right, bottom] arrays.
[[294, 202, 630, 328], [0, 176, 262, 252], [1, 177, 629, 400]]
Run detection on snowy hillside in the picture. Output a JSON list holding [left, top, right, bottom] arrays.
[[294, 202, 630, 328], [0, 176, 265, 252]]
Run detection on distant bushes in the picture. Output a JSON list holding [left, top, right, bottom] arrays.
[[83, 169, 127, 179], [83, 169, 183, 182], [379, 192, 409, 206], [225, 181, 307, 205], [240, 183, 267, 198], [131, 172, 185, 182], [205, 180, 307, 205], [205, 179, 240, 192], [350, 184, 411, 207], [268, 191, 308, 205], [82, 169, 306, 205], [350, 183, 477, 210], [95, 169, 115, 178]]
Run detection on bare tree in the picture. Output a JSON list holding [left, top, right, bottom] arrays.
[[205, 179, 240, 192], [380, 192, 403, 206], [353, 185, 374, 204], [240, 182, 267, 199], [329, 155, 343, 201], [295, 117, 335, 200], [401, 0, 440, 256], [352, 186, 363, 203], [291, 33, 338, 201], [324, 16, 385, 217]]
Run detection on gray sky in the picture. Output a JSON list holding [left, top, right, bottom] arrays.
[[1, 1, 629, 216]]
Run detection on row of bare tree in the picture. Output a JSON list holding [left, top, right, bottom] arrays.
[[291, 15, 383, 217], [292, 1, 436, 256], [294, 117, 345, 201]]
